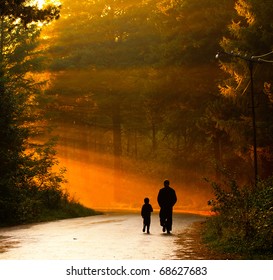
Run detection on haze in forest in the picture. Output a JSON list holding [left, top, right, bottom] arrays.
[[2, 0, 273, 258], [36, 0, 273, 212]]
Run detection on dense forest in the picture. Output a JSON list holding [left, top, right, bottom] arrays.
[[1, 0, 273, 237], [39, 0, 273, 209], [39, 0, 235, 209], [0, 0, 97, 225]]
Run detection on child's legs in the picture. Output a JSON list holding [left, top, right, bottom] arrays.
[[144, 216, 151, 232]]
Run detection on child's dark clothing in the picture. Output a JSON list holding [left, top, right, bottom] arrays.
[[141, 200, 153, 233]]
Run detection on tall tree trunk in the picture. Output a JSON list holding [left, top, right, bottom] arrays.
[[152, 122, 157, 155], [134, 129, 138, 158], [0, 16, 5, 94], [111, 103, 124, 202], [112, 103, 122, 158], [0, 16, 6, 179]]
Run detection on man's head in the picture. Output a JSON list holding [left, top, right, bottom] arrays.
[[144, 197, 149, 204], [164, 179, 170, 187]]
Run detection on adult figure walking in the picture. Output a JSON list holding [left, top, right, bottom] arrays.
[[157, 179, 177, 234]]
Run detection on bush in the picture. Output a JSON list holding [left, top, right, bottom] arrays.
[[205, 176, 273, 256]]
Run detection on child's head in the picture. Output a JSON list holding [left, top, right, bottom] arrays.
[[144, 197, 149, 204]]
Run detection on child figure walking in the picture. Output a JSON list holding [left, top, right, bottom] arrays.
[[141, 197, 153, 234]]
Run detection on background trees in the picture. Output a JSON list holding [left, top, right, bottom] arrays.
[[2, 0, 272, 213], [37, 0, 244, 208], [0, 1, 96, 225], [42, 0, 234, 163], [204, 0, 273, 256], [216, 0, 273, 181], [0, 0, 60, 25]]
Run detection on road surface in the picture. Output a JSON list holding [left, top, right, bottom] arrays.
[[0, 212, 205, 260]]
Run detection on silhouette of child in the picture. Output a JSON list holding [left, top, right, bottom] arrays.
[[141, 197, 153, 234]]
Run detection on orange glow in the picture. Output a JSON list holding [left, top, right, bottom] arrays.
[[55, 143, 212, 215]]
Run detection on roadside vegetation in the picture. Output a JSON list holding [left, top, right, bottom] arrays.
[[0, 190, 100, 227], [0, 1, 100, 227], [199, 0, 273, 259], [204, 176, 273, 259]]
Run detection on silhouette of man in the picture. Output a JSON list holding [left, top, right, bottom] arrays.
[[157, 179, 177, 234], [141, 197, 153, 234]]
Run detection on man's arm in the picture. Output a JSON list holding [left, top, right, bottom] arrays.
[[157, 190, 163, 207], [172, 190, 177, 206]]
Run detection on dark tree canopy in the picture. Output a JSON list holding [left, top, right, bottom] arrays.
[[0, 0, 65, 225], [0, 0, 60, 24]]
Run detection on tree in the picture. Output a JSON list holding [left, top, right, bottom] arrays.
[[0, 1, 63, 225], [0, 0, 60, 24], [0, 1, 60, 98], [155, 0, 236, 65], [42, 0, 162, 158], [217, 0, 273, 180], [42, 0, 236, 187]]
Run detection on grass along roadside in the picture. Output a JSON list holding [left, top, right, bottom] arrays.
[[0, 198, 102, 227], [175, 221, 240, 260], [176, 219, 273, 260], [203, 218, 273, 260]]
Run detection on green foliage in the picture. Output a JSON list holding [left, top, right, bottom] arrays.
[[30, 0, 273, 206], [0, 3, 99, 226], [41, 0, 236, 183], [217, 0, 273, 179], [205, 176, 273, 256], [156, 0, 235, 65]]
